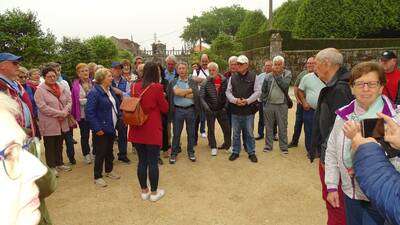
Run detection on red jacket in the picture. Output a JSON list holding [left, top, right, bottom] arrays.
[[128, 82, 168, 147], [383, 67, 400, 103]]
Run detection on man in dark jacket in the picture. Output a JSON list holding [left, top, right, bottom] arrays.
[[226, 55, 263, 163], [311, 48, 354, 225], [200, 62, 231, 156]]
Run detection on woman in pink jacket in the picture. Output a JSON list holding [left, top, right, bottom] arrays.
[[34, 66, 72, 174]]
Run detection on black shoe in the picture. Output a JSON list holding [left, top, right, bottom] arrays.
[[177, 146, 182, 153], [217, 144, 230, 150], [255, 136, 264, 140], [73, 139, 78, 144], [69, 159, 76, 165], [248, 154, 258, 163], [288, 143, 298, 148], [273, 135, 278, 141], [118, 157, 131, 164], [158, 157, 163, 165], [229, 153, 239, 161], [169, 155, 176, 164]]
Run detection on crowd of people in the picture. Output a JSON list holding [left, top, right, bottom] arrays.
[[1, 47, 400, 225]]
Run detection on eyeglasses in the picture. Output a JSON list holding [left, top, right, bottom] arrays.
[[0, 141, 28, 180], [352, 81, 381, 89]]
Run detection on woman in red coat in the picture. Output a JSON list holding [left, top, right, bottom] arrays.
[[128, 62, 169, 202]]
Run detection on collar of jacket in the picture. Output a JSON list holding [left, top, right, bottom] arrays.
[[325, 67, 349, 88], [335, 95, 395, 121]]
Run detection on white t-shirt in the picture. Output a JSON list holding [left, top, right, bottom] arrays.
[[106, 90, 118, 128], [192, 68, 209, 89]]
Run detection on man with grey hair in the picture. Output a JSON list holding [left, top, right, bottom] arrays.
[[311, 48, 353, 225], [261, 55, 292, 155], [226, 55, 262, 163], [165, 55, 178, 83]]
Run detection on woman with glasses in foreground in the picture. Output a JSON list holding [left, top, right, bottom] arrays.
[[325, 61, 400, 225], [0, 92, 47, 225]]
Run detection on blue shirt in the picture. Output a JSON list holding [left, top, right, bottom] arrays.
[[165, 69, 177, 83], [173, 78, 194, 107]]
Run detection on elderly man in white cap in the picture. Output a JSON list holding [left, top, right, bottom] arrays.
[[226, 55, 263, 163]]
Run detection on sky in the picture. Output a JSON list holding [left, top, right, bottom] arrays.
[[1, 0, 286, 49]]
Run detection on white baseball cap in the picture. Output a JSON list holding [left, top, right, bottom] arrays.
[[237, 55, 249, 64]]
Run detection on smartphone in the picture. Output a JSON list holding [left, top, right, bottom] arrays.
[[361, 118, 385, 138]]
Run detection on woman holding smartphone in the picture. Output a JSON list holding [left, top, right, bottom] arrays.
[[325, 61, 400, 225]]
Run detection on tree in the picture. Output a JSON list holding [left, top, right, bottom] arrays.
[[293, 0, 400, 38], [0, 9, 57, 68], [206, 33, 242, 70], [117, 49, 134, 62], [235, 10, 267, 41], [181, 5, 248, 44], [85, 35, 118, 67], [57, 37, 93, 80], [272, 0, 303, 32]]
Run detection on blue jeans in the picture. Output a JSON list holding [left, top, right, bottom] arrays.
[[344, 195, 385, 225], [172, 107, 196, 156], [231, 114, 255, 155], [116, 119, 127, 158], [303, 109, 315, 155], [78, 119, 92, 156], [290, 103, 303, 144], [63, 130, 75, 162]]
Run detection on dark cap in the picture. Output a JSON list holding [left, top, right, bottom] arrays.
[[0, 52, 23, 63], [381, 51, 397, 61], [111, 61, 123, 69]]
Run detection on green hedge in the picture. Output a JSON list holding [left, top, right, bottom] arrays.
[[238, 30, 400, 51], [284, 38, 400, 50], [236, 30, 292, 50]]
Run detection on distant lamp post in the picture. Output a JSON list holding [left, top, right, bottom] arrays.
[[268, 0, 273, 30]]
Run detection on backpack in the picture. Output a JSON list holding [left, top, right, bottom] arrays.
[[120, 84, 152, 126]]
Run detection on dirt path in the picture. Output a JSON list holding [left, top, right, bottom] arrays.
[[46, 104, 327, 225]]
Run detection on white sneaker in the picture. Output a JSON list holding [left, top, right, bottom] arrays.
[[94, 178, 107, 187], [105, 172, 121, 180], [149, 189, 165, 202], [227, 147, 233, 153], [56, 165, 72, 172], [201, 133, 207, 138], [211, 148, 218, 156], [91, 154, 95, 161], [141, 191, 150, 200], [84, 154, 92, 164]]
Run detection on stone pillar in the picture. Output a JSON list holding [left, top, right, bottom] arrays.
[[270, 33, 283, 59]]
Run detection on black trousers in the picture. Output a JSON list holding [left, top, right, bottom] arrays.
[[93, 133, 115, 179], [206, 109, 231, 149], [134, 143, 160, 192], [43, 135, 64, 168]]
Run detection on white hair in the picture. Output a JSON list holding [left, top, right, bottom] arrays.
[[207, 62, 219, 71], [165, 55, 177, 63], [228, 56, 238, 64], [272, 55, 285, 65], [315, 48, 343, 66]]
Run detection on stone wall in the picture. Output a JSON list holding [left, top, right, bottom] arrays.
[[283, 48, 400, 80]]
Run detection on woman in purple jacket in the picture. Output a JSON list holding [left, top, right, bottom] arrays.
[[71, 63, 93, 164]]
